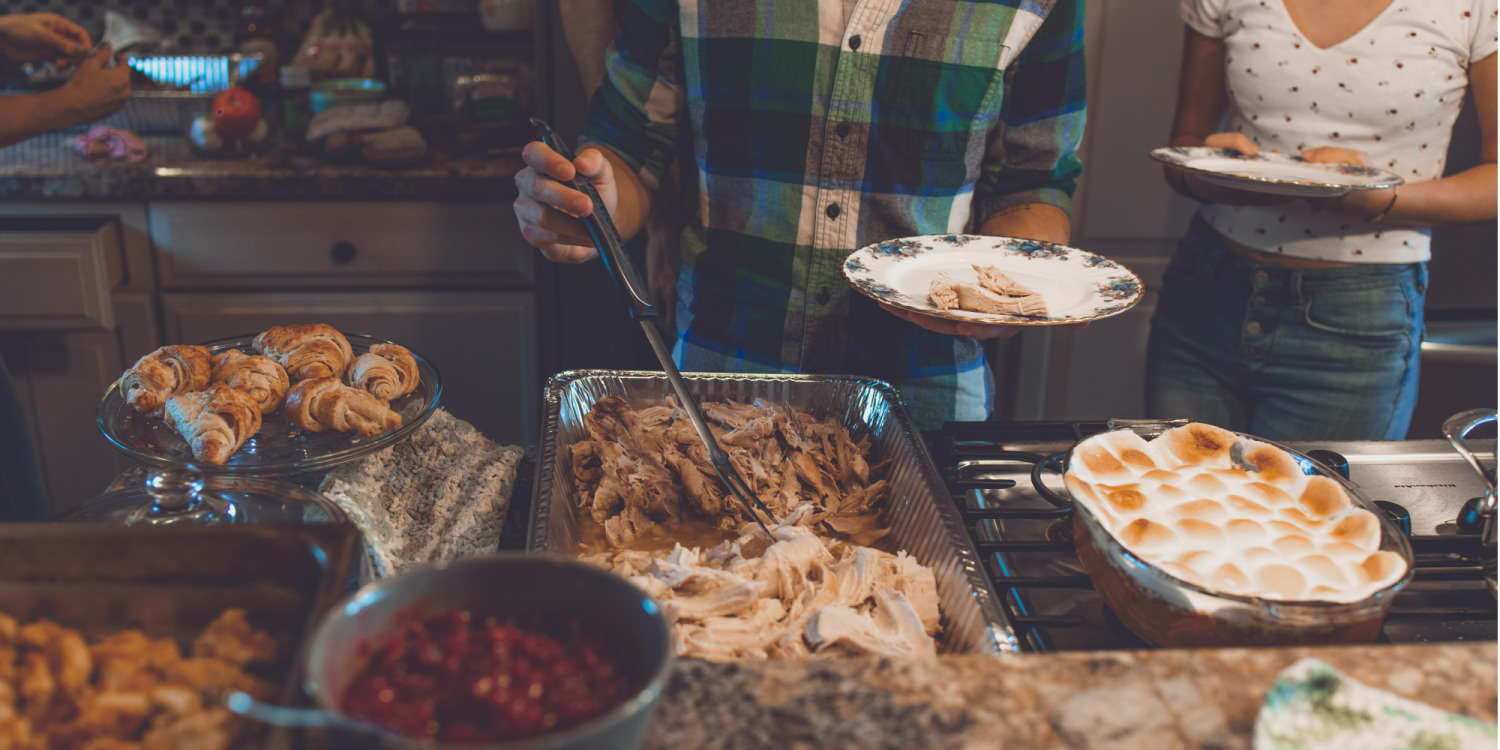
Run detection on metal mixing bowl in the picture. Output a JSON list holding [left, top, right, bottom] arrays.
[[303, 554, 674, 749]]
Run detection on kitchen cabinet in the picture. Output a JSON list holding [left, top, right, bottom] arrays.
[[0, 292, 158, 517], [151, 199, 540, 446], [0, 198, 538, 517], [0, 215, 155, 515], [149, 201, 532, 289], [161, 289, 537, 447], [0, 217, 125, 331]]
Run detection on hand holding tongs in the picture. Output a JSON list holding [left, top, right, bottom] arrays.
[[529, 118, 780, 536]]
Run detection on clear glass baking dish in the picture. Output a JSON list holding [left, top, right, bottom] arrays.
[[1063, 423, 1415, 648]]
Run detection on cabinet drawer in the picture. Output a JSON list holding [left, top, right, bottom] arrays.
[[150, 201, 535, 288], [160, 290, 538, 446], [0, 217, 124, 331]]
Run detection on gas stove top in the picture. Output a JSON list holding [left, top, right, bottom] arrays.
[[927, 421, 1498, 652]]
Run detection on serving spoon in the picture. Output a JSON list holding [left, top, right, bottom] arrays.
[[226, 691, 427, 745], [530, 118, 780, 536]]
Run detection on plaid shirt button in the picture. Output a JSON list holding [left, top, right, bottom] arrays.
[[836, 122, 851, 138], [849, 35, 862, 50], [826, 203, 841, 219], [816, 287, 831, 305]]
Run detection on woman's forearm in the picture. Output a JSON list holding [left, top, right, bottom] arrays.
[[1372, 164, 1498, 226]]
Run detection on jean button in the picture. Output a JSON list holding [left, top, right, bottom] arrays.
[[1246, 321, 1263, 336], [1253, 270, 1270, 285]]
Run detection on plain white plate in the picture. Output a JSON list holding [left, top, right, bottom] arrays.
[[1150, 146, 1404, 198]]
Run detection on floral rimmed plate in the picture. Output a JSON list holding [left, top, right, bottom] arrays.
[[841, 234, 1145, 327], [1150, 146, 1404, 198]]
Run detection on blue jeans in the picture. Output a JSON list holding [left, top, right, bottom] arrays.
[[1146, 217, 1427, 441]]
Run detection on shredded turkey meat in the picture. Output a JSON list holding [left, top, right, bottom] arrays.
[[583, 506, 941, 660], [567, 396, 890, 549]]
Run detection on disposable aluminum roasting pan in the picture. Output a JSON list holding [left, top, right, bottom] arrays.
[[527, 370, 1018, 654]]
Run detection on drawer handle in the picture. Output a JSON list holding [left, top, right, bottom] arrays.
[[330, 241, 357, 265]]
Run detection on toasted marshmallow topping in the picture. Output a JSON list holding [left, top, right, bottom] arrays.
[[1066, 424, 1407, 603]]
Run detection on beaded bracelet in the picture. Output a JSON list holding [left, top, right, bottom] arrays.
[[1369, 188, 1400, 224]]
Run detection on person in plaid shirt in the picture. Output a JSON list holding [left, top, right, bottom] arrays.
[[515, 0, 1087, 429]]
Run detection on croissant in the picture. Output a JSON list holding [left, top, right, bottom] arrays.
[[252, 324, 353, 381], [163, 384, 263, 465], [348, 343, 420, 401], [283, 377, 402, 438], [119, 346, 212, 416], [211, 349, 290, 415]]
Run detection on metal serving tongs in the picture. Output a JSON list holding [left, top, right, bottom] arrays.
[[530, 118, 780, 536]]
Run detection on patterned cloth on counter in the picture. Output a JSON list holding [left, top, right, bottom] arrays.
[[319, 408, 522, 577], [1254, 658, 1497, 750], [73, 125, 149, 163]]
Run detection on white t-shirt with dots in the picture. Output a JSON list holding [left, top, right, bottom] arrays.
[[1181, 0, 1498, 263]]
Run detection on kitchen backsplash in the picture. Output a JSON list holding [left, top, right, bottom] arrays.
[[12, 1, 398, 53]]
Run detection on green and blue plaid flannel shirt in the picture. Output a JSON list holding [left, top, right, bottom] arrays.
[[581, 0, 1086, 428]]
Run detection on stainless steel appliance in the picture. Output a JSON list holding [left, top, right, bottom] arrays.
[[928, 421, 1498, 651]]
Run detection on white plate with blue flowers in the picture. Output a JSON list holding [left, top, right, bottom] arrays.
[[842, 234, 1145, 327], [1150, 146, 1404, 198]]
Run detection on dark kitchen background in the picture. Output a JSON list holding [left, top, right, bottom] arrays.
[[0, 0, 1492, 517], [14, 0, 393, 52], [12, 0, 1489, 425], [11, 0, 665, 387]]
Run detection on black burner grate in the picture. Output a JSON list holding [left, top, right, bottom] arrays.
[[930, 421, 1499, 652]]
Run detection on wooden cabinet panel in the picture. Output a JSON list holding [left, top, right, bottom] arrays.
[[0, 297, 159, 517], [0, 217, 124, 330], [160, 290, 538, 446], [150, 201, 535, 289], [0, 202, 153, 294], [0, 332, 123, 516]]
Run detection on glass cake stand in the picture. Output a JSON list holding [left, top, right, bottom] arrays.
[[72, 332, 443, 524]]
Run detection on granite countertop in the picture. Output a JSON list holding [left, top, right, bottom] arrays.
[[646, 642, 1496, 749], [0, 132, 523, 200]]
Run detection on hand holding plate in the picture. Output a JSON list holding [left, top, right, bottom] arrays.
[[877, 302, 1027, 340], [1168, 134, 1296, 206]]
